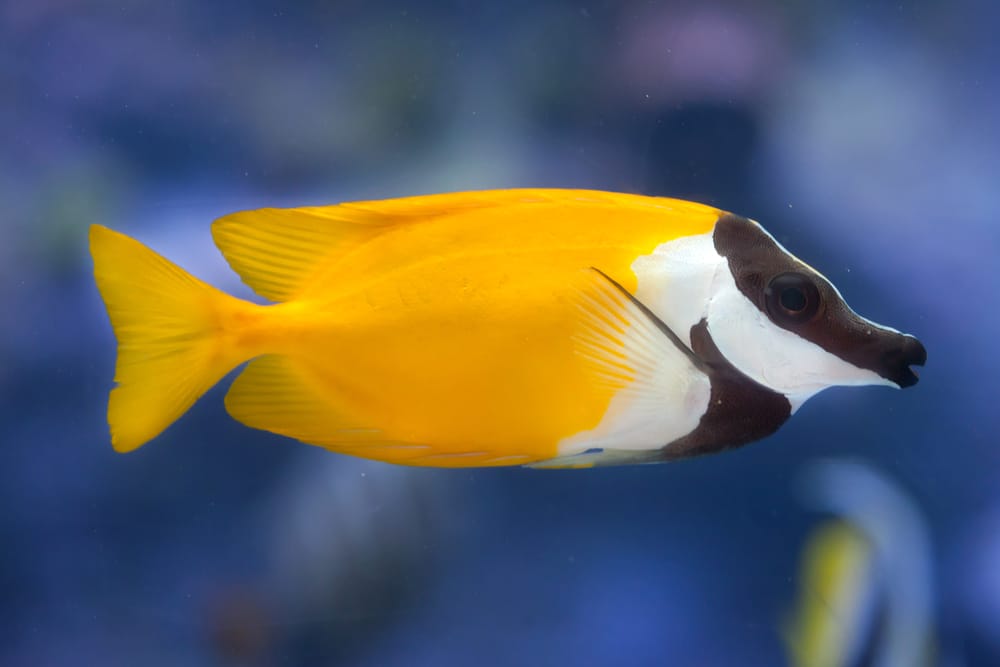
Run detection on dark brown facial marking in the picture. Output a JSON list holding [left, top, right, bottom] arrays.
[[658, 320, 791, 461], [712, 213, 926, 388]]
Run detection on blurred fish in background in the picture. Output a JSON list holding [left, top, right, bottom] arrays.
[[785, 519, 879, 667], [784, 461, 941, 667]]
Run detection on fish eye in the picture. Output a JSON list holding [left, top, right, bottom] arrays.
[[765, 272, 820, 324]]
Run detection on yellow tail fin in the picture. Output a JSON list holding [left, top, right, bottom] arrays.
[[89, 225, 254, 452]]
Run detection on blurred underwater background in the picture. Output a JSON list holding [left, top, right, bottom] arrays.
[[2, 0, 999, 665]]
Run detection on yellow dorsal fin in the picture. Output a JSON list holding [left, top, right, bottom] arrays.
[[343, 188, 715, 218], [211, 205, 390, 302], [212, 190, 718, 302]]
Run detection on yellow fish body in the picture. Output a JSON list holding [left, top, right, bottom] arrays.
[[90, 189, 925, 467]]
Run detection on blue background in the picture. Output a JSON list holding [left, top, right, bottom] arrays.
[[3, 1, 998, 665]]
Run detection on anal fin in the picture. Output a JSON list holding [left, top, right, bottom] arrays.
[[225, 356, 429, 461], [226, 356, 541, 467]]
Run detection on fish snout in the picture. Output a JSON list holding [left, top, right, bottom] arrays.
[[879, 333, 926, 388]]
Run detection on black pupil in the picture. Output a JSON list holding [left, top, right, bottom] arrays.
[[780, 287, 807, 312]]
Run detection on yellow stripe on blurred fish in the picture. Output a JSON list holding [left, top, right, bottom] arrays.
[[784, 461, 939, 667], [89, 189, 925, 467], [783, 521, 875, 667]]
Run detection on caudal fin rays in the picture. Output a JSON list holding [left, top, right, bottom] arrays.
[[90, 225, 253, 452]]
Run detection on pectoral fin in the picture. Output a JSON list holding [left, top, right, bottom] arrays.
[[531, 268, 712, 467]]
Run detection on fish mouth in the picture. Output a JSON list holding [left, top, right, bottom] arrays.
[[884, 334, 927, 388]]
